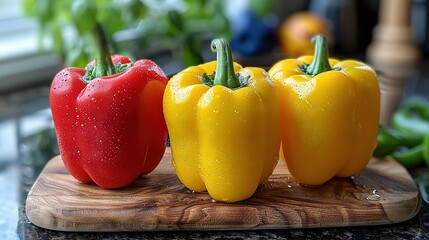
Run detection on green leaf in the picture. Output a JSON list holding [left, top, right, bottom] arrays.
[[98, 3, 124, 34], [51, 22, 64, 56], [66, 37, 91, 67], [168, 10, 184, 32], [181, 36, 203, 67], [71, 0, 97, 35], [248, 0, 274, 18], [210, 13, 231, 40], [22, 0, 37, 16], [67, 49, 86, 68], [183, 0, 206, 18], [37, 0, 54, 24], [423, 135, 429, 166], [22, 0, 232, 71], [417, 173, 429, 203], [123, 0, 148, 24]]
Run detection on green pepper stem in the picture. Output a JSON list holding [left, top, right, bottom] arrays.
[[92, 22, 116, 78], [212, 39, 240, 88], [305, 35, 332, 76]]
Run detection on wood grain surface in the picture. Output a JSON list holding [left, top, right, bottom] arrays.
[[25, 148, 421, 232]]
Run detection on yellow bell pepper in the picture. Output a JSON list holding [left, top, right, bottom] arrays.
[[268, 35, 380, 185], [163, 39, 280, 202]]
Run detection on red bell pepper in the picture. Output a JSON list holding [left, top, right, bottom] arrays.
[[50, 23, 168, 188]]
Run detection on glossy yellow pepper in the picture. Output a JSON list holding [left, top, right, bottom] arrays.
[[163, 39, 280, 202], [268, 35, 380, 185]]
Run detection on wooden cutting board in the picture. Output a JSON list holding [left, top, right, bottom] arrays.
[[26, 148, 421, 232]]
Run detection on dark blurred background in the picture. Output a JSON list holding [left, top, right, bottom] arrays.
[[1, 0, 428, 91]]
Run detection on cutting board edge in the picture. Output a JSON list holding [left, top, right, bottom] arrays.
[[25, 190, 422, 232], [380, 193, 422, 222], [25, 151, 422, 232], [24, 205, 412, 233]]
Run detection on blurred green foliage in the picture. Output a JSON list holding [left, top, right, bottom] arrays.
[[22, 0, 231, 68], [20, 128, 59, 170]]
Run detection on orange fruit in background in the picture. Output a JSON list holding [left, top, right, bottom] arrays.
[[278, 12, 334, 57]]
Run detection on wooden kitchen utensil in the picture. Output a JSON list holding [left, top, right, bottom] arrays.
[[366, 0, 421, 125]]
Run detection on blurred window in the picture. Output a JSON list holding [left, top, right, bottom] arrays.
[[0, 0, 58, 92], [0, 0, 36, 60]]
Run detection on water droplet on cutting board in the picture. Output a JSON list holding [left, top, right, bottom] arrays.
[[352, 176, 367, 191], [366, 189, 381, 201]]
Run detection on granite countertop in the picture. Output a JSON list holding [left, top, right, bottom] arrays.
[[1, 63, 429, 239]]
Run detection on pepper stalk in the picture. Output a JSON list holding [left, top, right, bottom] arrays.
[[92, 23, 116, 78], [82, 22, 131, 83], [202, 38, 249, 89], [300, 34, 339, 76]]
